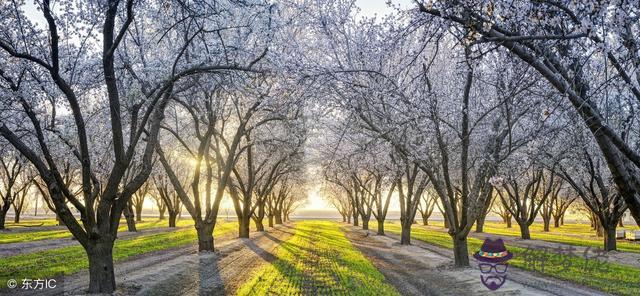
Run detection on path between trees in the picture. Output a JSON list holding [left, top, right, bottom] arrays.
[[22, 223, 295, 296], [0, 226, 190, 257], [343, 225, 606, 296]]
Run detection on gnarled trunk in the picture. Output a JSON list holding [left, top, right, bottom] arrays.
[[400, 220, 411, 245], [239, 215, 250, 238], [361, 216, 369, 230], [377, 219, 384, 235], [123, 205, 137, 232], [604, 225, 617, 251], [475, 216, 485, 233], [168, 212, 177, 228], [453, 235, 470, 267], [519, 222, 531, 239], [196, 223, 214, 252], [543, 216, 551, 232], [0, 208, 8, 230], [86, 240, 116, 293]]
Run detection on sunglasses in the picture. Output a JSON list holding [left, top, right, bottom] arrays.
[[479, 263, 508, 274]]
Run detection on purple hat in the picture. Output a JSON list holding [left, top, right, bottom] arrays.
[[473, 238, 513, 263]]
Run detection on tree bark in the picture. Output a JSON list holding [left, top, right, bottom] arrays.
[[519, 222, 531, 239], [352, 211, 359, 226], [168, 212, 177, 228], [361, 216, 369, 230], [475, 217, 484, 233], [400, 220, 411, 245], [604, 226, 617, 251], [158, 207, 166, 220], [453, 235, 470, 267], [422, 215, 429, 226], [375, 219, 384, 235], [254, 216, 265, 232], [13, 210, 20, 223], [123, 205, 137, 232], [506, 218, 512, 228], [86, 240, 116, 293], [553, 216, 561, 228], [135, 206, 143, 222], [239, 215, 250, 238], [543, 216, 551, 232], [0, 208, 7, 229], [196, 224, 214, 252], [268, 214, 274, 227], [275, 210, 283, 224]]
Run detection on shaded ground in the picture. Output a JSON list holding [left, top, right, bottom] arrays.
[[22, 224, 295, 296], [343, 225, 606, 296], [0, 226, 189, 257]]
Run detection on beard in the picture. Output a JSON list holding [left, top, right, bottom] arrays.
[[481, 274, 506, 291]]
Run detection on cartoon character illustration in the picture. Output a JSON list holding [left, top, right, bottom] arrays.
[[474, 238, 513, 290]]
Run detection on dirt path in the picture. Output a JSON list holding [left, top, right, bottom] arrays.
[[24, 224, 295, 296], [0, 226, 189, 257], [343, 225, 607, 296]]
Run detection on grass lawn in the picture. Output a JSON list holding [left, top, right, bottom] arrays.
[[238, 221, 399, 296], [421, 221, 640, 254], [385, 223, 640, 296], [0, 221, 237, 288], [0, 219, 196, 244]]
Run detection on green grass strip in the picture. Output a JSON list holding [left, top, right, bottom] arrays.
[[385, 223, 640, 296], [238, 221, 399, 296], [0, 219, 196, 244], [0, 221, 236, 288]]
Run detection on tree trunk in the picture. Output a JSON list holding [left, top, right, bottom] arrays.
[[618, 217, 624, 227], [443, 213, 450, 229], [595, 222, 604, 237], [13, 210, 20, 223], [553, 216, 561, 228], [400, 220, 411, 245], [353, 212, 359, 227], [196, 224, 214, 252], [377, 219, 384, 235], [239, 215, 250, 238], [475, 216, 484, 233], [453, 235, 470, 267], [342, 214, 346, 222], [124, 206, 137, 232], [254, 216, 265, 232], [361, 216, 369, 230], [560, 214, 565, 225], [268, 214, 274, 227], [275, 210, 283, 224], [168, 212, 177, 228], [604, 226, 617, 251], [86, 240, 116, 293], [347, 214, 351, 224], [136, 206, 143, 222], [543, 216, 550, 232], [158, 208, 166, 220], [0, 209, 7, 230], [422, 215, 429, 226], [519, 222, 531, 239]]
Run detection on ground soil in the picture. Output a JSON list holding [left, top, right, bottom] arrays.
[[342, 225, 608, 296], [18, 223, 295, 296]]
